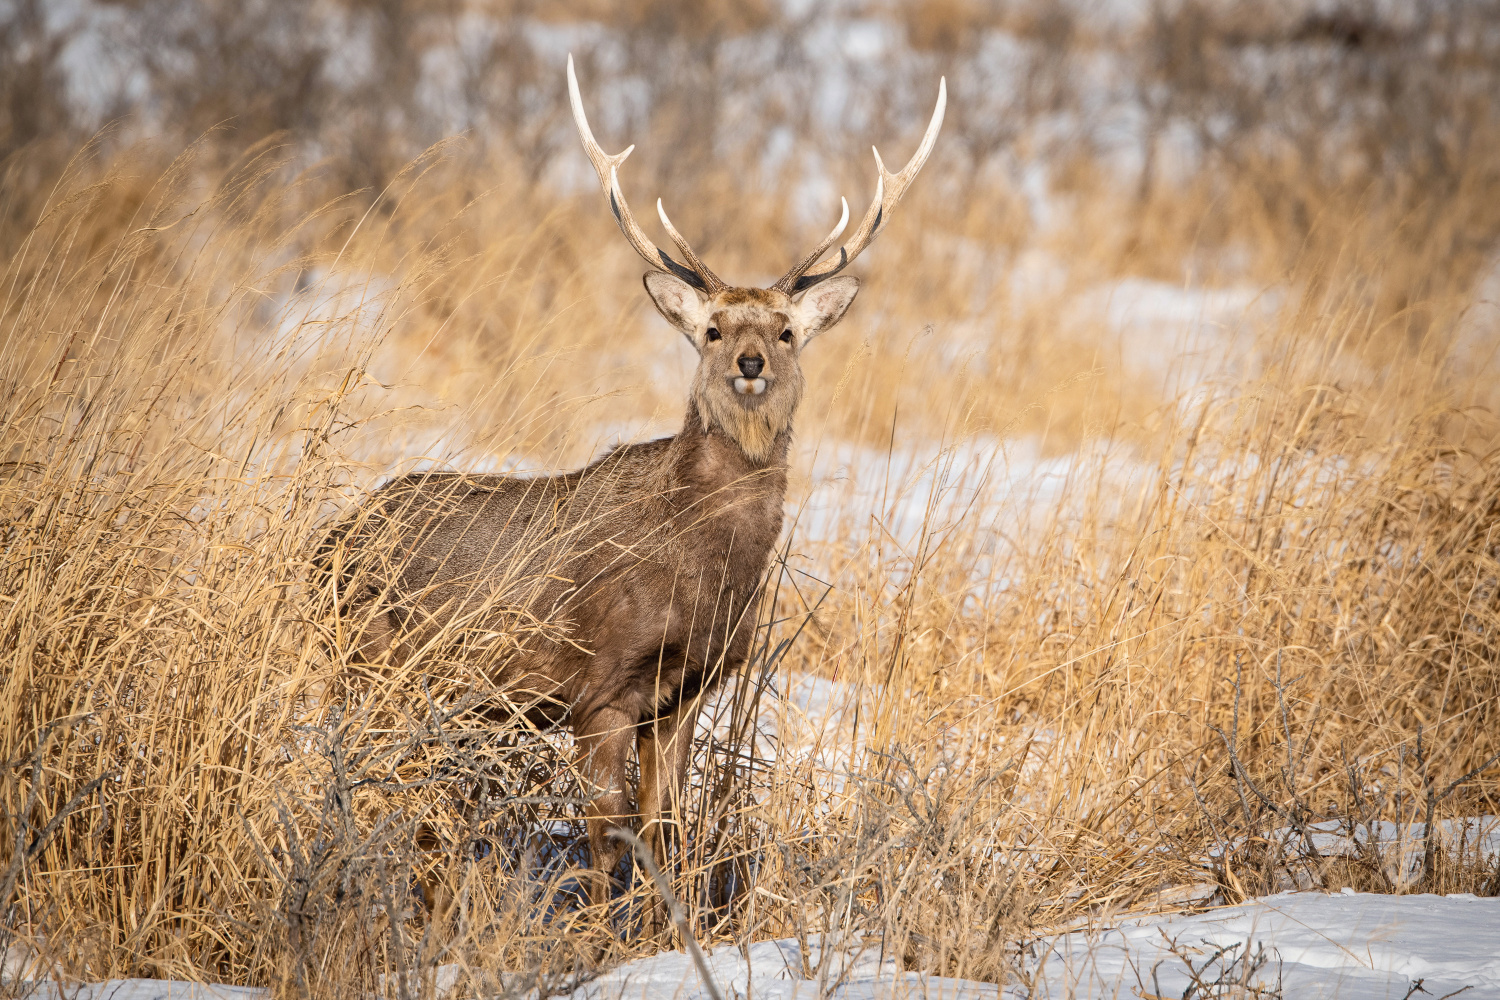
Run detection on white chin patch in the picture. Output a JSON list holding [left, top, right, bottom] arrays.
[[734, 377, 768, 396]]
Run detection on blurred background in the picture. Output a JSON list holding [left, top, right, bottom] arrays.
[[8, 0, 1500, 460], [9, 0, 1500, 295]]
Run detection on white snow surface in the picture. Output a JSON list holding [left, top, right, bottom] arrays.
[[1026, 891, 1500, 1000], [12, 891, 1497, 1000], [571, 893, 1500, 1000], [569, 935, 996, 1000]]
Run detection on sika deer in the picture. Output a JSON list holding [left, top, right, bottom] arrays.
[[316, 56, 944, 899]]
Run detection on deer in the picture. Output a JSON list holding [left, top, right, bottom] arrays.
[[315, 55, 944, 905]]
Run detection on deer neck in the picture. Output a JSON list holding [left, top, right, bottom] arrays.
[[692, 374, 800, 466], [671, 400, 791, 511]]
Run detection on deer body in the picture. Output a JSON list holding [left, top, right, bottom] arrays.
[[341, 403, 787, 879], [318, 57, 944, 897]]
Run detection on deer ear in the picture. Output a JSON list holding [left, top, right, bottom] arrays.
[[792, 276, 860, 346], [644, 272, 710, 344]]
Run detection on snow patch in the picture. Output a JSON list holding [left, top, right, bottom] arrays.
[[1024, 890, 1500, 1000], [14, 891, 1499, 1000]]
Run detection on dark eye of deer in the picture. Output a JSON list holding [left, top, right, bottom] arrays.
[[780, 329, 793, 344], [706, 327, 721, 342]]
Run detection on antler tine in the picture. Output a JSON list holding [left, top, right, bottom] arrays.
[[567, 55, 722, 292], [656, 200, 727, 293], [771, 197, 850, 294], [776, 77, 946, 294]]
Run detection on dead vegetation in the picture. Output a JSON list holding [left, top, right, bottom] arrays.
[[3, 1, 1500, 997]]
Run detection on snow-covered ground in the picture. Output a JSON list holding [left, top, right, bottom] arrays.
[[566, 892, 1500, 1000], [13, 891, 1498, 999], [1079, 276, 1273, 395], [568, 934, 997, 1000], [574, 894, 1500, 999], [1023, 890, 1500, 999]]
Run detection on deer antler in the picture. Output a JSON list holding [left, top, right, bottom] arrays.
[[568, 55, 727, 293], [773, 78, 946, 295]]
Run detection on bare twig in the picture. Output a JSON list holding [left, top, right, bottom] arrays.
[[610, 827, 723, 1000]]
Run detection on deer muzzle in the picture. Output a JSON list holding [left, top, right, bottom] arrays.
[[733, 377, 768, 396]]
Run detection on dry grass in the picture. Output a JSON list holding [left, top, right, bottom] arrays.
[[2, 125, 1499, 1000]]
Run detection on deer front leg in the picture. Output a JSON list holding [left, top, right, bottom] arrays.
[[635, 693, 701, 937], [636, 694, 702, 872], [574, 704, 638, 907]]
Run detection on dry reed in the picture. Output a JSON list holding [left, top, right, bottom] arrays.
[[2, 124, 1498, 999]]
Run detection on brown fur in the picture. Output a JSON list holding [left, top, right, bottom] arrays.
[[314, 274, 859, 898]]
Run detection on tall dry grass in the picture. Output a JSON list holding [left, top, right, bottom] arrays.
[[2, 124, 1499, 999]]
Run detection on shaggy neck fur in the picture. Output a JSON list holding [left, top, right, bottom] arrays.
[[684, 397, 793, 468], [692, 382, 799, 465]]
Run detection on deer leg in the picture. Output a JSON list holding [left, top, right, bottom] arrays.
[[415, 822, 454, 927], [635, 693, 702, 935], [636, 694, 702, 866], [574, 704, 638, 907]]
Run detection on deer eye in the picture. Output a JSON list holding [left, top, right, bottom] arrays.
[[706, 327, 721, 342], [780, 329, 794, 344]]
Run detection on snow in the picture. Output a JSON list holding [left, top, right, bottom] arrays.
[[571, 935, 998, 1000], [1081, 276, 1272, 391], [566, 894, 1500, 1000], [14, 980, 264, 1000], [792, 435, 1154, 557], [705, 669, 863, 749], [1024, 891, 1500, 1000], [13, 891, 1497, 1000]]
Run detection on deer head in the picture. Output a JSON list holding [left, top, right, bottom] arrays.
[[568, 55, 945, 464]]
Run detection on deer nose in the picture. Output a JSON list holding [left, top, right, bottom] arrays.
[[737, 356, 764, 377]]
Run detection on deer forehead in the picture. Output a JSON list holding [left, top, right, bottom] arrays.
[[712, 287, 790, 308], [707, 291, 794, 335]]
